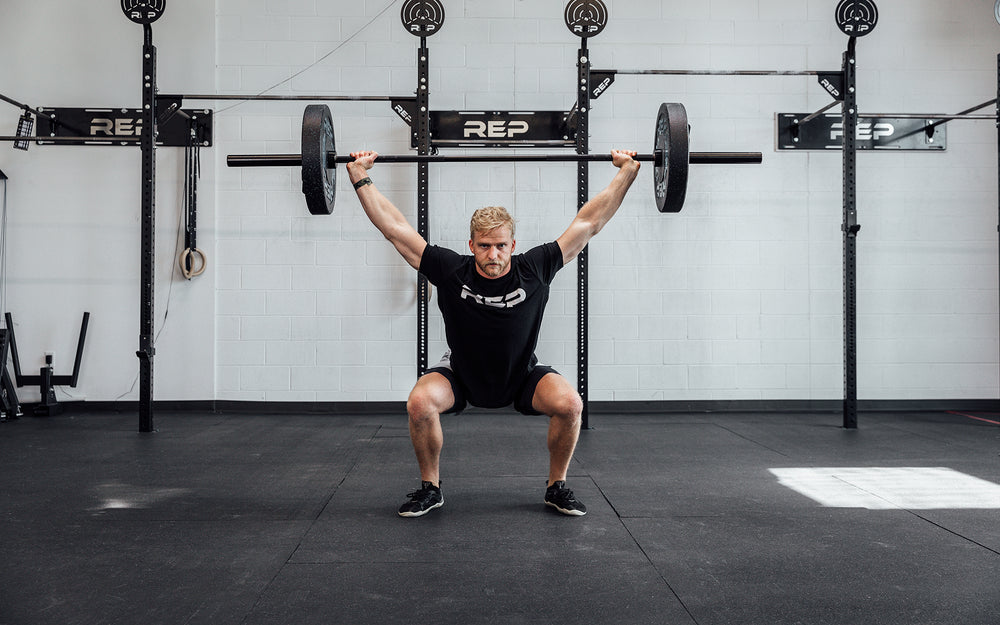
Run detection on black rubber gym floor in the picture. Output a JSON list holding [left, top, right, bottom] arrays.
[[2, 408, 998, 624]]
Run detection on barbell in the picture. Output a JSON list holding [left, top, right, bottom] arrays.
[[224, 102, 763, 215]]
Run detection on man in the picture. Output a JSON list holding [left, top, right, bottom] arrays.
[[347, 149, 640, 517]]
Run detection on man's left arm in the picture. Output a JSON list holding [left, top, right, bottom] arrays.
[[555, 150, 640, 266]]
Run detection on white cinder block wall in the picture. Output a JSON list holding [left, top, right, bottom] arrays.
[[0, 0, 216, 403], [1, 1, 998, 404]]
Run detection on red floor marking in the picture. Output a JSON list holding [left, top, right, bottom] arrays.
[[947, 411, 1000, 426]]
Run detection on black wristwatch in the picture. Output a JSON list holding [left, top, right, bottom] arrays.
[[353, 177, 373, 190]]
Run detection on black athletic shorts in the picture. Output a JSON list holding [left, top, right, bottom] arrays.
[[425, 352, 558, 416]]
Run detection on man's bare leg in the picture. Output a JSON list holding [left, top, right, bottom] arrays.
[[397, 373, 454, 517], [405, 372, 455, 487], [531, 372, 584, 485], [532, 372, 587, 515]]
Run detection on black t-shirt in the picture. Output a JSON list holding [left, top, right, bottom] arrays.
[[419, 241, 564, 408]]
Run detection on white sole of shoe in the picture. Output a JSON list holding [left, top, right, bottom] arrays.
[[545, 500, 586, 516], [398, 498, 444, 518]]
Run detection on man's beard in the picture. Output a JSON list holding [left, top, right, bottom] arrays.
[[477, 258, 508, 277]]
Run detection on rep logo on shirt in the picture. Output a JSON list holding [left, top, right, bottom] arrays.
[[460, 285, 527, 308]]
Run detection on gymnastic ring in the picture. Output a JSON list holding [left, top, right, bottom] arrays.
[[179, 247, 207, 279]]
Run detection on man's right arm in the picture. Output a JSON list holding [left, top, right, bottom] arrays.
[[347, 151, 427, 271]]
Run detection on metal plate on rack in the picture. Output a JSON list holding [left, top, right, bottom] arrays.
[[775, 114, 945, 151]]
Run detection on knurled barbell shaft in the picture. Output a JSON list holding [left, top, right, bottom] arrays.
[[226, 151, 762, 168]]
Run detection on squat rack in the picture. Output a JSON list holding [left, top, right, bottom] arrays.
[[116, 4, 588, 430], [129, 5, 578, 429], [14, 1, 998, 430], [142, 2, 1000, 430], [589, 29, 1000, 427], [112, 13, 421, 431]]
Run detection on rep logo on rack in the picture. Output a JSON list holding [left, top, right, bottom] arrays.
[[564, 0, 608, 37], [835, 0, 878, 37], [463, 120, 530, 139], [400, 0, 445, 36], [831, 122, 895, 141], [120, 0, 166, 25], [91, 116, 143, 137]]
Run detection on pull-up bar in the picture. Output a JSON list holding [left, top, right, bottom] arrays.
[[160, 93, 416, 102], [791, 98, 998, 138], [593, 69, 827, 76], [859, 98, 998, 126]]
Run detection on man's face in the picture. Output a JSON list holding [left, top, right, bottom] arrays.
[[470, 226, 515, 279]]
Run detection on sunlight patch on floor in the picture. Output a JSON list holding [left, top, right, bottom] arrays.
[[769, 467, 1000, 509]]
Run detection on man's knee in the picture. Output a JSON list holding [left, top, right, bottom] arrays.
[[406, 373, 453, 424], [535, 375, 583, 421], [406, 389, 438, 424], [553, 390, 583, 422]]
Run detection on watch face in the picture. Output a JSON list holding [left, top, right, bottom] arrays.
[[996, 0, 1000, 25], [121, 0, 166, 25]]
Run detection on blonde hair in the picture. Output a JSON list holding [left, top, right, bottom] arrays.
[[469, 206, 515, 239]]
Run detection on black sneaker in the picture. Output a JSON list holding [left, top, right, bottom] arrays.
[[398, 481, 444, 518], [544, 481, 587, 516]]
